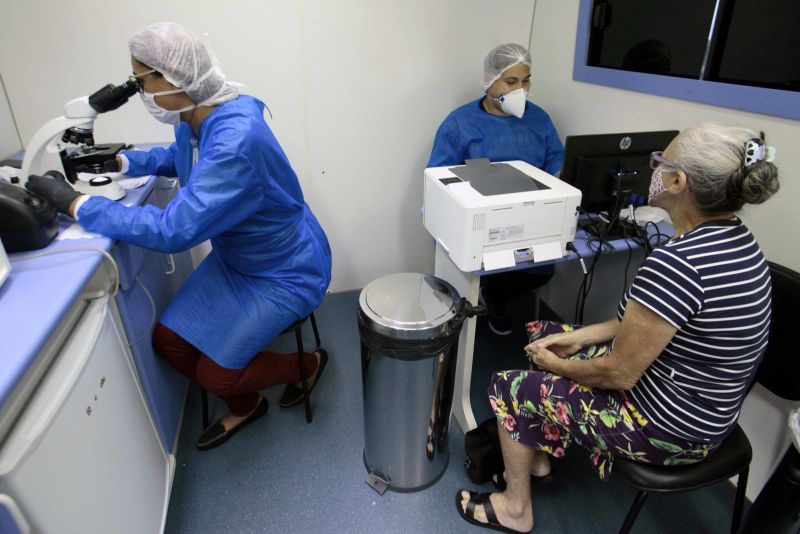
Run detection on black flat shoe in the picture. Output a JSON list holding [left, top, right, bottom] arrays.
[[196, 396, 268, 451], [279, 349, 328, 408]]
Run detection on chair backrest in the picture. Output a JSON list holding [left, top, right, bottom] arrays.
[[755, 262, 800, 401]]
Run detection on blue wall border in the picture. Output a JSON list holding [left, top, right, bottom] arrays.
[[572, 0, 800, 121]]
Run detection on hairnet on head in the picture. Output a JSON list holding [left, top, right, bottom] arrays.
[[128, 22, 239, 106], [483, 43, 532, 89]]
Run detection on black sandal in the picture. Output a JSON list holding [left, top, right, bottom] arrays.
[[196, 396, 268, 451], [455, 490, 532, 534]]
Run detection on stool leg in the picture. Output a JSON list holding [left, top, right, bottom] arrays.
[[310, 312, 321, 348], [201, 388, 209, 429], [731, 467, 749, 534], [619, 490, 649, 534], [296, 328, 313, 423]]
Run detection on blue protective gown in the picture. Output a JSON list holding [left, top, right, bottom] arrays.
[[77, 95, 332, 369], [427, 97, 564, 173]]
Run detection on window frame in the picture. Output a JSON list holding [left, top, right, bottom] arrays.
[[572, 0, 800, 120]]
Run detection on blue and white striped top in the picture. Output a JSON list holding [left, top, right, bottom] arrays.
[[617, 217, 771, 443]]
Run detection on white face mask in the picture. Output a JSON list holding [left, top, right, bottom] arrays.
[[491, 88, 528, 118], [648, 167, 667, 203], [140, 89, 196, 125]]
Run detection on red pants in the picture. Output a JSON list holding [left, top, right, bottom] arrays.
[[152, 323, 318, 417]]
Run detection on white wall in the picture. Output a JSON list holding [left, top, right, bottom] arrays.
[[0, 0, 535, 292], [0, 74, 21, 159], [529, 2, 799, 500]]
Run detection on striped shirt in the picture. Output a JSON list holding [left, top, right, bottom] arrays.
[[617, 217, 771, 443]]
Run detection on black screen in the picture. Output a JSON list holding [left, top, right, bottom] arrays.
[[712, 0, 800, 91], [588, 0, 716, 78], [560, 130, 679, 214]]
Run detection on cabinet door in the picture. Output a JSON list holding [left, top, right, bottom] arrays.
[[0, 297, 168, 534], [113, 178, 193, 453]]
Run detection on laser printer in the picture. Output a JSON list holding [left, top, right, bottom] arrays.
[[423, 159, 581, 272]]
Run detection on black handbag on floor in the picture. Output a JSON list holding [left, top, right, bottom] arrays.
[[464, 416, 505, 484]]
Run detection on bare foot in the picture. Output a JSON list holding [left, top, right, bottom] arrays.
[[459, 490, 533, 532]]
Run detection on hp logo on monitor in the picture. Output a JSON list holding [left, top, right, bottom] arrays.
[[620, 136, 632, 150]]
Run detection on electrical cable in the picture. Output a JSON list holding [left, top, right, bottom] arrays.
[[126, 275, 157, 347], [644, 221, 667, 249]]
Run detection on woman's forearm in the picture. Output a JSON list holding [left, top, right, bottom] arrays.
[[549, 353, 630, 390], [574, 318, 620, 347]]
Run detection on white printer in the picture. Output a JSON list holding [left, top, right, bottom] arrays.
[[423, 159, 581, 272]]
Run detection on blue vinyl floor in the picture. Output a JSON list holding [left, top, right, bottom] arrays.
[[165, 290, 744, 533]]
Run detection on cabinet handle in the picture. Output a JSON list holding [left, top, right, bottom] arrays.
[[165, 254, 176, 275]]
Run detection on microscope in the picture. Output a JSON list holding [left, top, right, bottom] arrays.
[[20, 78, 141, 200], [0, 79, 140, 252]]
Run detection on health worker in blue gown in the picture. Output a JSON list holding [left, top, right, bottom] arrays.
[[427, 43, 564, 336], [26, 22, 332, 451]]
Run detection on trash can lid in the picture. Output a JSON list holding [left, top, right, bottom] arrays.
[[359, 273, 462, 340]]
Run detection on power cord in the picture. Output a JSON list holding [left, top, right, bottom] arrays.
[[126, 275, 157, 347], [566, 241, 587, 275]]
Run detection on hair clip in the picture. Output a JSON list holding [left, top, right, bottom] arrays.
[[744, 139, 766, 167]]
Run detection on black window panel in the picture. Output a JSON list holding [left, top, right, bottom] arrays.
[[587, 0, 717, 78], [711, 0, 800, 92]]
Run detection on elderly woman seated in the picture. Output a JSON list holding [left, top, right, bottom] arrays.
[[456, 122, 780, 533]]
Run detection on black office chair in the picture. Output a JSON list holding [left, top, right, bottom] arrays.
[[613, 261, 800, 534], [201, 312, 322, 427]]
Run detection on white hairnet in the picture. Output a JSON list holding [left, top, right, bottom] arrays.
[[483, 43, 532, 89], [128, 22, 239, 106]]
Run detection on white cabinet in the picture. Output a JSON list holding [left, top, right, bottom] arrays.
[[0, 294, 170, 534]]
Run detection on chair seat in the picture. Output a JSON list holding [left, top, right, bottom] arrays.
[[281, 317, 307, 336], [614, 424, 752, 492]]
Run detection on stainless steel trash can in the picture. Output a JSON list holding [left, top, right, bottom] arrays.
[[358, 272, 468, 493]]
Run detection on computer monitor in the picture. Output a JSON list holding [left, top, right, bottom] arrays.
[[560, 130, 679, 214]]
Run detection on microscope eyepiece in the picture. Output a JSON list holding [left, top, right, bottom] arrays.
[[88, 79, 140, 113]]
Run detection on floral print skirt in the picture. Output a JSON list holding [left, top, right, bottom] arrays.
[[488, 321, 720, 481]]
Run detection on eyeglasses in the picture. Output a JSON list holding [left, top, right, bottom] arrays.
[[128, 69, 157, 93], [650, 151, 679, 172]]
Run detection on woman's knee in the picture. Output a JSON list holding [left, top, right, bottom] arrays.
[[195, 357, 244, 397], [152, 322, 181, 355]]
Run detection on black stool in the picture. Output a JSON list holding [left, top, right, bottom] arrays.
[[201, 312, 321, 428]]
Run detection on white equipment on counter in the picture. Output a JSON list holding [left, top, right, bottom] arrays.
[[423, 159, 581, 272], [20, 79, 139, 200], [0, 291, 170, 533]]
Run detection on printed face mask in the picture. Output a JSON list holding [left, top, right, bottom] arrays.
[[648, 167, 667, 203]]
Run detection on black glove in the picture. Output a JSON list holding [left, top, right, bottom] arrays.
[[25, 171, 83, 215]]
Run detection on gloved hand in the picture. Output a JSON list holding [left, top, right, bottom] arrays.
[[25, 171, 83, 215]]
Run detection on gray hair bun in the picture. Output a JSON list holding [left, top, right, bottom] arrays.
[[674, 122, 780, 213], [731, 159, 780, 205]]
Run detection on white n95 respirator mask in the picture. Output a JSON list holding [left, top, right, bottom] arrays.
[[494, 88, 528, 119]]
